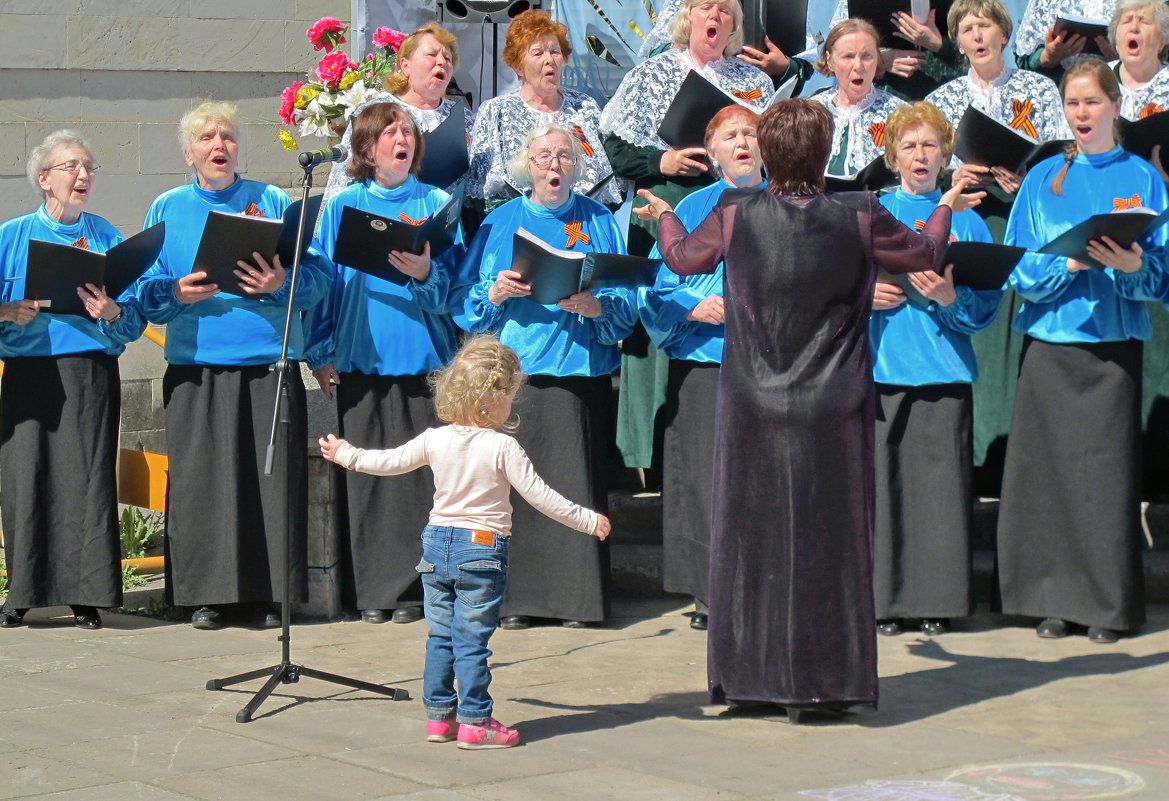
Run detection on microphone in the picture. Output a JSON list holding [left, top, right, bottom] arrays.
[[298, 145, 347, 168]]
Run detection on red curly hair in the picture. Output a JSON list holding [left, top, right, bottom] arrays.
[[502, 10, 572, 76]]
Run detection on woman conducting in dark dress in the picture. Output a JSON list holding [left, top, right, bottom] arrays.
[[638, 99, 973, 719]]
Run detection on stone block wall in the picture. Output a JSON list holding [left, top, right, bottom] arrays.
[[0, 0, 350, 444], [0, 1, 350, 617]]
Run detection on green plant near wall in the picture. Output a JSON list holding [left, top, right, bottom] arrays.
[[120, 506, 160, 559], [122, 562, 148, 590], [120, 506, 162, 590]]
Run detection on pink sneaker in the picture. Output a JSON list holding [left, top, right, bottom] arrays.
[[456, 718, 521, 750], [426, 714, 457, 743]]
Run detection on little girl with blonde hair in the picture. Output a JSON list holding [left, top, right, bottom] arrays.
[[320, 334, 611, 749]]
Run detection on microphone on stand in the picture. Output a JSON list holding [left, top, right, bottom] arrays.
[[298, 145, 347, 168]]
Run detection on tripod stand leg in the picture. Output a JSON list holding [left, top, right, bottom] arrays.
[[297, 666, 411, 700], [234, 664, 294, 723], [207, 665, 282, 692]]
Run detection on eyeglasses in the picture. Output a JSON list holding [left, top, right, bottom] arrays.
[[529, 152, 575, 170], [45, 160, 99, 175]]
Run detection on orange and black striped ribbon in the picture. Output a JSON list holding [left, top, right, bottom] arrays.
[[868, 122, 886, 148], [1139, 103, 1164, 120], [1010, 99, 1038, 139], [570, 125, 595, 156], [71, 236, 89, 250], [564, 220, 590, 248], [731, 88, 763, 102], [913, 220, 926, 232], [243, 202, 266, 217], [398, 212, 425, 226], [1113, 194, 1142, 211]]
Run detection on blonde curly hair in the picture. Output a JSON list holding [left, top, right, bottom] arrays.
[[431, 335, 526, 430]]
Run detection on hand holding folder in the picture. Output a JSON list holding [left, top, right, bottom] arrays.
[[848, 0, 939, 48], [1039, 207, 1169, 270], [878, 240, 1022, 307], [1051, 15, 1109, 57], [24, 222, 166, 316], [510, 228, 660, 305], [954, 106, 1069, 174], [191, 195, 322, 294], [331, 189, 462, 286]]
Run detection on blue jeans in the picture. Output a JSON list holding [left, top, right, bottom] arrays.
[[416, 525, 509, 724]]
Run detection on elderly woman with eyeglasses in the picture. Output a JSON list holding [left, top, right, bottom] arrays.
[[467, 10, 623, 211], [0, 130, 145, 631], [454, 124, 637, 630]]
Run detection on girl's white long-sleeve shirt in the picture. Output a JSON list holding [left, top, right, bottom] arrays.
[[332, 425, 598, 538]]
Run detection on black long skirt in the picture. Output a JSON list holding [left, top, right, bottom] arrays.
[[874, 383, 974, 619], [661, 360, 719, 603], [335, 372, 435, 610], [503, 374, 610, 622], [997, 337, 1145, 631], [162, 363, 308, 607], [1, 352, 122, 609]]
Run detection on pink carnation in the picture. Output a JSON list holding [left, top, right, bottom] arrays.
[[316, 51, 357, 87], [278, 81, 304, 125], [372, 27, 408, 52], [307, 17, 347, 52]]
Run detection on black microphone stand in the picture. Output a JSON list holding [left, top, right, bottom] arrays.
[[206, 155, 409, 723]]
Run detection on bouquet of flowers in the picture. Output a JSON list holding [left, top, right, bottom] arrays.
[[278, 17, 408, 148]]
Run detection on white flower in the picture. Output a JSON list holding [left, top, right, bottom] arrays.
[[297, 97, 333, 139], [337, 79, 373, 120]]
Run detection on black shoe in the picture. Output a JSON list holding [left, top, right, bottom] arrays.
[[191, 606, 223, 631], [0, 608, 27, 628], [71, 606, 102, 630], [876, 619, 902, 637], [1087, 626, 1119, 644], [252, 605, 281, 629], [561, 619, 591, 629], [361, 609, 389, 624], [1036, 618, 1068, 638], [499, 615, 530, 630], [920, 618, 949, 637], [391, 606, 423, 624], [690, 612, 709, 630]]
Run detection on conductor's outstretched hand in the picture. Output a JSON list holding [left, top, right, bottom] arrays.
[[634, 189, 673, 222]]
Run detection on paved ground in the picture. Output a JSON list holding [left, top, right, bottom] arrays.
[[2, 596, 1168, 801]]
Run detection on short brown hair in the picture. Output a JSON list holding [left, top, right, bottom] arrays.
[[347, 103, 424, 182], [758, 99, 832, 196], [384, 23, 460, 96], [502, 10, 572, 76], [947, 0, 1013, 47], [814, 19, 885, 78], [883, 102, 956, 170]]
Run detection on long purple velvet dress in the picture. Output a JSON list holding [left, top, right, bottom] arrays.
[[657, 188, 951, 708]]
